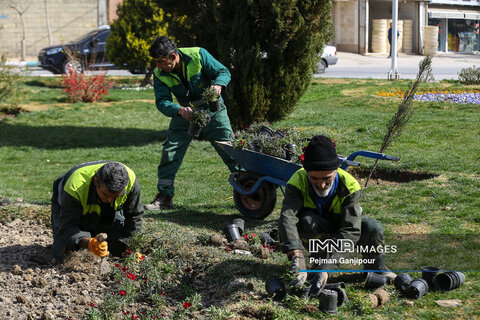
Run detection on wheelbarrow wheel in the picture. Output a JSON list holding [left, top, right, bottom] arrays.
[[233, 172, 277, 220]]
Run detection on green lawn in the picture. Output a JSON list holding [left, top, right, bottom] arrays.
[[1, 77, 479, 319]]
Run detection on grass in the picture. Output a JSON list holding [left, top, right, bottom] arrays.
[[1, 76, 480, 319]]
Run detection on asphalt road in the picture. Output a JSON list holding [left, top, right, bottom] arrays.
[[9, 51, 480, 80], [315, 51, 480, 80]]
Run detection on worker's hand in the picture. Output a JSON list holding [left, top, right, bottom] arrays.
[[210, 85, 222, 97], [287, 250, 307, 288], [178, 106, 193, 121], [305, 271, 328, 297], [88, 237, 109, 258]]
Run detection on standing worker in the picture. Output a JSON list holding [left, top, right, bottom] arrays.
[[51, 161, 144, 262], [279, 136, 395, 296], [144, 36, 240, 211]]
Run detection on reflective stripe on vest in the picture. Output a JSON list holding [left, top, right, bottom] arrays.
[[63, 162, 136, 215], [287, 168, 360, 214], [153, 47, 202, 88]]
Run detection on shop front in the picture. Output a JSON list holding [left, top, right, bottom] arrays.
[[428, 6, 480, 53]]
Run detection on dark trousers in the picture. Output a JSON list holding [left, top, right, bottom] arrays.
[[51, 176, 128, 261], [297, 208, 386, 270]]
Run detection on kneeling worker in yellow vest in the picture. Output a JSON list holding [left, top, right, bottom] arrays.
[[51, 161, 143, 262], [279, 136, 395, 296]]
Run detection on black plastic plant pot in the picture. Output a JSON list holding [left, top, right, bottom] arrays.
[[325, 282, 347, 290], [209, 99, 221, 112], [223, 224, 241, 242], [188, 122, 202, 137], [232, 218, 245, 234], [319, 289, 338, 314], [284, 143, 297, 161], [274, 129, 286, 139], [265, 277, 286, 301], [365, 272, 387, 289], [259, 125, 274, 137], [421, 266, 440, 286], [331, 288, 348, 307], [406, 278, 429, 299], [433, 271, 465, 292], [394, 273, 412, 292]]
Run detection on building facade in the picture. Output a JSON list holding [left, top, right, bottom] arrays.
[[332, 0, 480, 54], [0, 0, 121, 60]]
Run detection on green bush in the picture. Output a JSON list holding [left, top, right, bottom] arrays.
[[106, 0, 169, 74], [458, 65, 480, 85], [0, 54, 20, 108]]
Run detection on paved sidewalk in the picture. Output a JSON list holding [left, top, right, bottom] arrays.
[[317, 51, 480, 80]]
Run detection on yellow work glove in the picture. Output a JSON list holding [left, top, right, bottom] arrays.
[[88, 236, 109, 258], [135, 252, 144, 262]]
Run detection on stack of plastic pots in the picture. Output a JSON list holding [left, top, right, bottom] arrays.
[[433, 271, 465, 292]]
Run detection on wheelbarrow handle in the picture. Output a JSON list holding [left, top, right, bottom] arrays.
[[229, 172, 287, 195], [345, 151, 400, 162]]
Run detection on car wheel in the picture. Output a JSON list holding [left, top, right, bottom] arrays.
[[62, 59, 83, 74], [316, 60, 327, 74]]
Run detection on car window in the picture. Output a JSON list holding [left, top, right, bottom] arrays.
[[73, 30, 99, 43], [96, 30, 110, 43]]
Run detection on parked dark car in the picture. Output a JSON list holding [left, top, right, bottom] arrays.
[[38, 25, 114, 74]]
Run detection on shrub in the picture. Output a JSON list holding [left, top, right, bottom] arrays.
[[0, 54, 20, 108], [61, 70, 112, 103], [458, 65, 480, 85]]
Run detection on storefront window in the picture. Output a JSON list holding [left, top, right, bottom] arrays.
[[448, 19, 480, 52], [429, 18, 446, 52]]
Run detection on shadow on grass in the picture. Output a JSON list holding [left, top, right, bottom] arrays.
[[0, 122, 166, 149], [145, 205, 274, 232]]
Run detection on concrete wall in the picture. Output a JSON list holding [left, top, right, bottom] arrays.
[[334, 0, 359, 52], [0, 0, 120, 60]]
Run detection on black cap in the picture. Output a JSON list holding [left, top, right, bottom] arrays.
[[303, 135, 339, 171]]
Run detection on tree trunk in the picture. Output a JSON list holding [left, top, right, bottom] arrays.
[[44, 0, 52, 45], [140, 63, 155, 87]]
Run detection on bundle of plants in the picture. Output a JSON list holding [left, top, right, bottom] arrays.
[[233, 122, 309, 163]]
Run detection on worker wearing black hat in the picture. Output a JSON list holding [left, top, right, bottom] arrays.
[[278, 135, 395, 296]]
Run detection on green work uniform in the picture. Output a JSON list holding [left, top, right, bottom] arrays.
[[153, 47, 239, 197], [51, 161, 144, 260], [278, 168, 387, 270]]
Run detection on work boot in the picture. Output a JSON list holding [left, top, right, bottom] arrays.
[[144, 193, 174, 210]]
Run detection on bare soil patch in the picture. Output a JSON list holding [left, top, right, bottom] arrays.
[[349, 167, 438, 186]]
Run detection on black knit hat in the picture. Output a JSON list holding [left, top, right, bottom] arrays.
[[303, 135, 339, 171]]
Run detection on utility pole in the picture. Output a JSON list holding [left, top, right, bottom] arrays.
[[388, 0, 400, 80]]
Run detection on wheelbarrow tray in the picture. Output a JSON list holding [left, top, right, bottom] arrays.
[[215, 141, 301, 181]]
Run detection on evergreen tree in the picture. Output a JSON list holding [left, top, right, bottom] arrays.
[[155, 0, 333, 128], [106, 0, 168, 75]]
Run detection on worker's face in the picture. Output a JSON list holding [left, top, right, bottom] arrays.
[[94, 177, 123, 204], [307, 170, 337, 197], [154, 53, 177, 72]]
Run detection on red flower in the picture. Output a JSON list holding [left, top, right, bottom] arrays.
[[89, 303, 95, 307], [115, 263, 120, 268], [331, 139, 337, 147], [183, 302, 192, 309], [300, 154, 305, 163], [119, 290, 127, 296], [251, 233, 256, 238], [184, 267, 191, 273]]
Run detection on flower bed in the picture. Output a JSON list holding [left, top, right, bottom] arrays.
[[376, 90, 480, 104]]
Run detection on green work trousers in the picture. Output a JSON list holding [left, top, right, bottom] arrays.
[[157, 107, 239, 197]]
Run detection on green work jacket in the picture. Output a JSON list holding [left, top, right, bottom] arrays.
[[153, 47, 231, 118], [278, 168, 362, 252], [57, 161, 143, 249]]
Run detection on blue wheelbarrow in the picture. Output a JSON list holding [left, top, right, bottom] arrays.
[[215, 141, 399, 220]]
